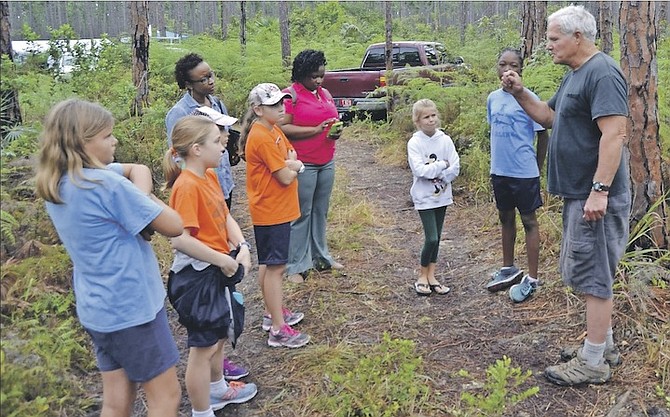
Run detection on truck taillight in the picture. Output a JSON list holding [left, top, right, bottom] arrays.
[[379, 75, 386, 87]]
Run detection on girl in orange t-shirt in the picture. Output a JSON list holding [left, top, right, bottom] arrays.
[[240, 83, 310, 348], [163, 116, 257, 416]]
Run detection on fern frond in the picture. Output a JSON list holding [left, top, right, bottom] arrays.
[[0, 209, 19, 246]]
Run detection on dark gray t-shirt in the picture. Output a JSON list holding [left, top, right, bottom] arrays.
[[546, 52, 628, 199]]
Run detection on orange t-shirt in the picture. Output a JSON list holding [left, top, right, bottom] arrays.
[[169, 169, 231, 254], [245, 122, 300, 226]]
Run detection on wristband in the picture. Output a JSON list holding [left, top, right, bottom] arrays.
[[237, 241, 252, 251]]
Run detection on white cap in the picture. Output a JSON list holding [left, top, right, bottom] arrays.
[[192, 106, 238, 127], [248, 83, 291, 106]]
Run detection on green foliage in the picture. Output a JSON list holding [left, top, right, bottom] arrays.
[[1, 243, 93, 417], [1, 122, 40, 159], [1, 316, 94, 417], [306, 333, 430, 417], [0, 209, 19, 246], [654, 384, 670, 410], [451, 356, 539, 417], [1, 244, 73, 303], [20, 23, 40, 42], [522, 49, 567, 100], [1, 9, 669, 417], [618, 192, 670, 282]]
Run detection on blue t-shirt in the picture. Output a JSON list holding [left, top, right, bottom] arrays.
[[45, 164, 165, 333], [487, 88, 544, 178], [165, 93, 235, 199]]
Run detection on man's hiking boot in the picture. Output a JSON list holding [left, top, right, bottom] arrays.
[[560, 345, 622, 367], [545, 349, 611, 386]]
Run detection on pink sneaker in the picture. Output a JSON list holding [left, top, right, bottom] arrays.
[[267, 323, 310, 348], [261, 307, 304, 331]]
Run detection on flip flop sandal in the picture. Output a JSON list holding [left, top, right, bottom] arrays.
[[414, 282, 431, 296], [430, 284, 451, 295]]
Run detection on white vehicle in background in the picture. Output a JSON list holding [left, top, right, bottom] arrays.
[[11, 38, 107, 76]]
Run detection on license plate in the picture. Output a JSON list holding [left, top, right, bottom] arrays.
[[338, 98, 352, 107]]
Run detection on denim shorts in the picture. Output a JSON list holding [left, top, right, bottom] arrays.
[[85, 307, 179, 382], [253, 222, 291, 265], [559, 193, 630, 299], [491, 175, 543, 215]]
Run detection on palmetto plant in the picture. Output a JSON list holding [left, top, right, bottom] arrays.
[[619, 192, 670, 281]]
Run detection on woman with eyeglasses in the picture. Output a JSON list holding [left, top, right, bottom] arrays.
[[165, 53, 250, 383], [165, 53, 237, 210]]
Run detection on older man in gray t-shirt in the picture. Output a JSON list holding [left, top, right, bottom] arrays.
[[501, 5, 630, 386]]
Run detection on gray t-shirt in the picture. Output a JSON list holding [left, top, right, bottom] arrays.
[[547, 52, 628, 199]]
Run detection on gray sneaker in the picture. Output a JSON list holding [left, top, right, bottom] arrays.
[[508, 275, 539, 303], [261, 307, 305, 331], [560, 345, 622, 367], [486, 266, 523, 292], [545, 349, 611, 386], [268, 323, 310, 348], [210, 381, 258, 411]]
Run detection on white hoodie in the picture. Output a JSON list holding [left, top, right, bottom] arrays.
[[407, 129, 460, 210]]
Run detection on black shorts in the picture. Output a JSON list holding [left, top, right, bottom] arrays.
[[253, 222, 291, 265], [491, 175, 542, 215]]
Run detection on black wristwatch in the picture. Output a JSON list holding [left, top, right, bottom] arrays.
[[592, 181, 610, 192], [237, 241, 252, 251]]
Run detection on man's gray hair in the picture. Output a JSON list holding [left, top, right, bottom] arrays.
[[548, 5, 597, 42]]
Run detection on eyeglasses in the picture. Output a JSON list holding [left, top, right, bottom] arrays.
[[189, 72, 216, 85]]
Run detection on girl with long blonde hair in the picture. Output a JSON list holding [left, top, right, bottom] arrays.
[[36, 99, 184, 417]]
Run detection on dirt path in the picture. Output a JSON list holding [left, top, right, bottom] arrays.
[[160, 135, 663, 417]]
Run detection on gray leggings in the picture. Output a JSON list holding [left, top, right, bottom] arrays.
[[418, 206, 447, 267]]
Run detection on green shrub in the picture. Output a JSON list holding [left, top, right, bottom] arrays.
[[451, 356, 539, 417], [306, 333, 430, 417]]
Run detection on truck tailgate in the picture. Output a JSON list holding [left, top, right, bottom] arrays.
[[322, 69, 383, 99]]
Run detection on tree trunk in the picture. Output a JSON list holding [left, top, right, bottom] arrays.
[[240, 1, 246, 56], [459, 1, 468, 46], [130, 1, 150, 117], [521, 1, 547, 60], [0, 1, 21, 128], [619, 1, 669, 249], [599, 1, 614, 55], [384, 2, 392, 72], [384, 1, 393, 117], [279, 1, 290, 68], [153, 1, 166, 37], [220, 1, 229, 39]]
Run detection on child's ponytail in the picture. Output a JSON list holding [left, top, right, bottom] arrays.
[[162, 147, 182, 189], [239, 107, 258, 161], [162, 115, 217, 189]]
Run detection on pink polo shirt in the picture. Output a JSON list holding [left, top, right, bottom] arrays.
[[283, 82, 339, 165]]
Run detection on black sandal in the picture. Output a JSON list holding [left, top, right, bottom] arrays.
[[430, 283, 451, 295]]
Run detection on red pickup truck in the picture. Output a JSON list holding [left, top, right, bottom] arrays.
[[321, 41, 465, 120]]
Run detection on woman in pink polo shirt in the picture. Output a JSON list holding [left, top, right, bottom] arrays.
[[279, 49, 344, 283]]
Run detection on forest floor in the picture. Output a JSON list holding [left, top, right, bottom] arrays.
[[138, 134, 667, 417]]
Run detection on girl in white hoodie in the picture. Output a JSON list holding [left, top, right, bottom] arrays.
[[407, 99, 460, 296]]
